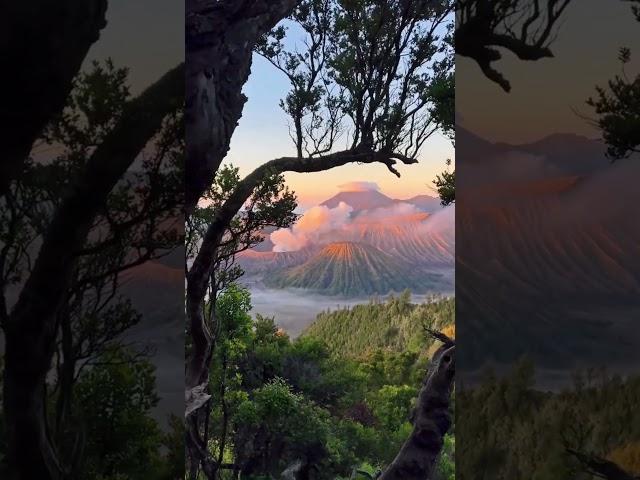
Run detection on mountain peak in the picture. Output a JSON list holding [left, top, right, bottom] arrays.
[[321, 241, 371, 259], [321, 190, 396, 211]]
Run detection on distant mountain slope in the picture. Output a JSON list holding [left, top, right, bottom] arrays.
[[236, 248, 315, 274], [303, 295, 454, 358], [501, 133, 607, 175], [265, 242, 441, 296], [404, 194, 442, 212], [457, 127, 608, 188], [457, 131, 640, 371], [321, 190, 397, 211], [320, 209, 454, 266], [321, 189, 442, 213]]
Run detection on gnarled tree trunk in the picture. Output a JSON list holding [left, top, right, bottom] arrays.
[[2, 64, 183, 480], [380, 338, 455, 480], [185, 0, 298, 214], [0, 0, 107, 199]]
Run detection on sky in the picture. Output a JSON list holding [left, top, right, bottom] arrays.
[[457, 0, 639, 144], [225, 27, 455, 209], [85, 4, 453, 209], [84, 1, 184, 95]]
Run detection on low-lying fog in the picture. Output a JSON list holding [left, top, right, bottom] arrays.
[[241, 274, 455, 337]]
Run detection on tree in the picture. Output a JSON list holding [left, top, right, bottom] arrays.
[[186, 165, 297, 302], [379, 330, 455, 480], [1, 23, 183, 480], [0, 1, 108, 198], [27, 64, 182, 464], [456, 0, 573, 92], [586, 1, 640, 160], [185, 1, 454, 476], [207, 285, 253, 478], [73, 347, 163, 479], [433, 159, 455, 206], [185, 0, 299, 213]]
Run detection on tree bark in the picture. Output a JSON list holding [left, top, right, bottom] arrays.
[[2, 63, 183, 480], [567, 449, 637, 480], [379, 342, 455, 480], [185, 0, 298, 214], [0, 0, 108, 198]]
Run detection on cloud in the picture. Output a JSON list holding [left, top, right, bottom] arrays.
[[417, 203, 455, 237], [271, 202, 354, 252], [337, 181, 380, 192], [354, 202, 422, 222], [271, 199, 454, 252], [270, 228, 308, 253]]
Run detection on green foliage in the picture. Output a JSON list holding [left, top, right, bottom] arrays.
[[44, 59, 130, 159], [259, 0, 454, 159], [161, 415, 185, 480], [186, 164, 298, 294], [433, 159, 455, 206], [303, 293, 454, 357], [436, 434, 455, 480], [73, 347, 169, 480], [586, 2, 640, 160], [207, 286, 455, 479], [369, 384, 418, 431], [328, 0, 454, 153], [457, 359, 640, 480], [587, 49, 640, 160]]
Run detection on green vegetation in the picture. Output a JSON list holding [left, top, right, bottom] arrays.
[[205, 286, 455, 479], [304, 291, 454, 358], [0, 349, 183, 480], [458, 359, 640, 479]]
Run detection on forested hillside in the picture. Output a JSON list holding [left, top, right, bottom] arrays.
[[458, 360, 640, 479], [304, 292, 455, 358]]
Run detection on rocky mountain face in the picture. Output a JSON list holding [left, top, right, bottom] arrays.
[[265, 241, 444, 296], [237, 191, 455, 297], [456, 128, 640, 371]]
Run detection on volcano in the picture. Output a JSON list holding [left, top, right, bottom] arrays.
[[457, 130, 640, 371], [265, 242, 441, 296], [321, 189, 397, 211]]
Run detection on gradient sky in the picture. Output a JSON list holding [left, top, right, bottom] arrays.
[[87, 4, 452, 208], [457, 0, 639, 144], [225, 38, 454, 209], [84, 1, 184, 95]]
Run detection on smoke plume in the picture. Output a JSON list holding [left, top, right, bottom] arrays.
[[271, 201, 354, 252]]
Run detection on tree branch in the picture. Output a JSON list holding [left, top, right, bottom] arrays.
[[185, 0, 298, 214], [566, 448, 638, 480], [2, 62, 183, 480], [0, 0, 108, 198]]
